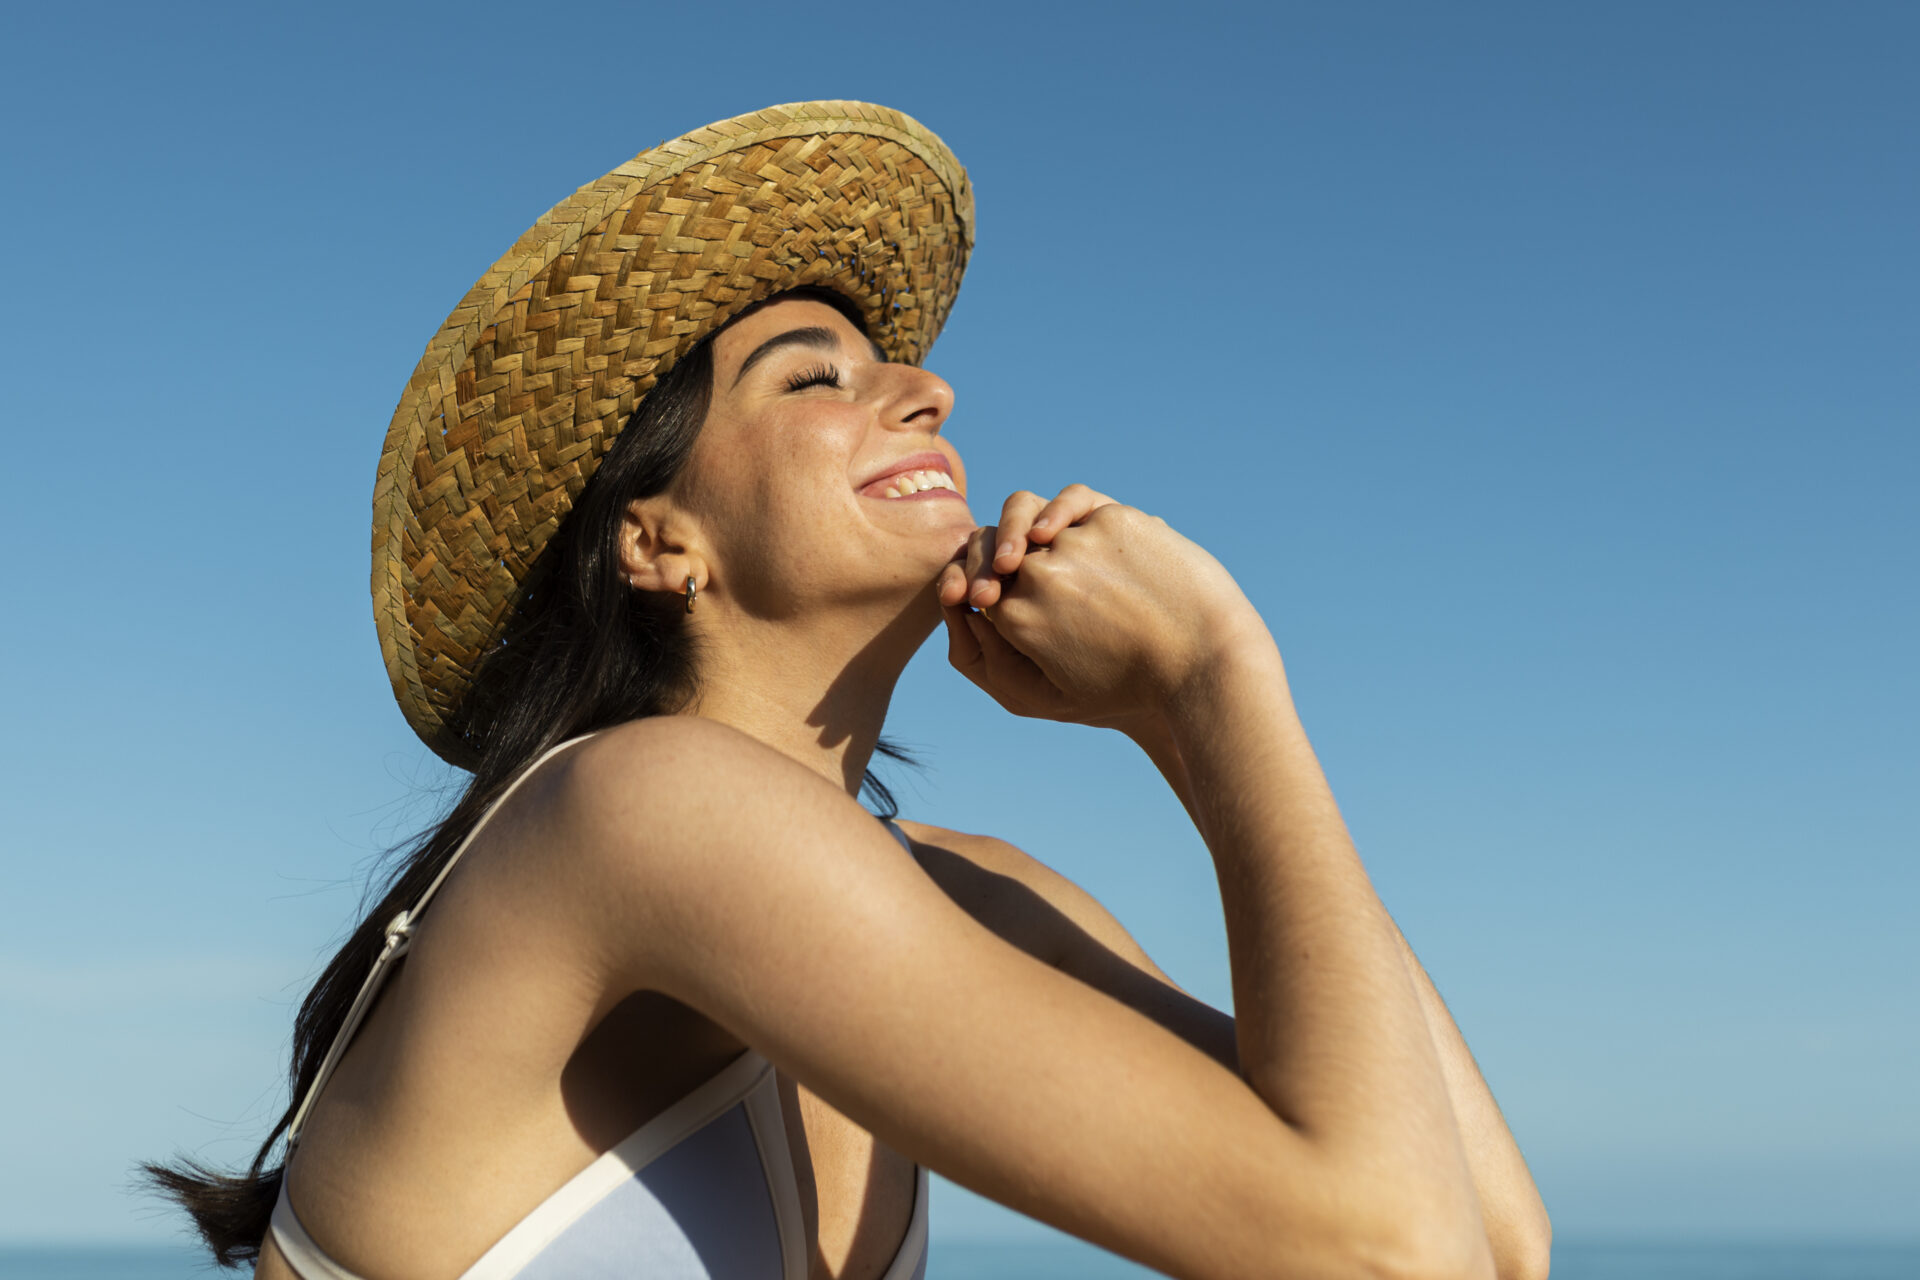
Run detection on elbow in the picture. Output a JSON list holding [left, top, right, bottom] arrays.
[[1493, 1209, 1552, 1280], [1371, 1210, 1552, 1280], [1380, 1248, 1494, 1280], [1249, 1151, 1546, 1280], [1236, 1210, 1522, 1280], [1357, 1217, 1499, 1280]]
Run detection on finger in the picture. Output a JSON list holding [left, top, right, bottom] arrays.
[[943, 601, 984, 674], [1027, 483, 1118, 544], [936, 557, 971, 608], [964, 526, 1008, 609], [991, 490, 1050, 576], [962, 608, 1014, 680], [964, 604, 1051, 693], [937, 528, 994, 608]]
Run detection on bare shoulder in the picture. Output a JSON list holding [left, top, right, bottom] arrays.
[[563, 714, 819, 801], [890, 819, 1173, 982], [544, 715, 850, 850], [505, 717, 944, 977], [892, 818, 1236, 1069], [459, 716, 880, 974], [889, 819, 1046, 881]]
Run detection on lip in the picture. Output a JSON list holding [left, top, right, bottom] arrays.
[[856, 450, 963, 499]]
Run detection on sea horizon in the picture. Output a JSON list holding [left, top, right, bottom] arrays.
[[6, 1237, 1918, 1279]]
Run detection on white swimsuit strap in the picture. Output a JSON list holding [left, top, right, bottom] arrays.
[[285, 732, 601, 1147], [271, 1175, 369, 1280]]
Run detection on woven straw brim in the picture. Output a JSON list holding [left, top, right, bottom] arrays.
[[371, 101, 973, 765]]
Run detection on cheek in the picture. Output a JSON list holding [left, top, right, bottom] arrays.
[[692, 408, 874, 587], [717, 463, 855, 581]]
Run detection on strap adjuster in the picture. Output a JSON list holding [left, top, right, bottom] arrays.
[[380, 910, 415, 959]]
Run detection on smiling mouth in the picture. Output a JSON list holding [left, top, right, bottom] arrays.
[[864, 468, 963, 500]]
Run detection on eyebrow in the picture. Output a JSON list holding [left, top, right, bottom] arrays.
[[729, 325, 890, 388]]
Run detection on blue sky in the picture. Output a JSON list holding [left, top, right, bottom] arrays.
[[1, 0, 1913, 1250]]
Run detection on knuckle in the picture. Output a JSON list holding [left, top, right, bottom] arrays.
[[1083, 502, 1148, 536]]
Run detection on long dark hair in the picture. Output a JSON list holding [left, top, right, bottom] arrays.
[[142, 286, 913, 1266]]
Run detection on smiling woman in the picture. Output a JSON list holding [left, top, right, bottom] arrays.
[[144, 101, 1548, 1280]]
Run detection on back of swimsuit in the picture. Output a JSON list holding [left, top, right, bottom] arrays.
[[270, 732, 930, 1279]]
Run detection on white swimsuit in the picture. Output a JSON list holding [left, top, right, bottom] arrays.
[[270, 734, 930, 1279]]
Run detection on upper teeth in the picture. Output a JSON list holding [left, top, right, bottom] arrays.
[[883, 469, 957, 497]]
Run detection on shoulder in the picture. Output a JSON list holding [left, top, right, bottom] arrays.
[[892, 819, 1235, 1070], [517, 712, 915, 901], [547, 715, 847, 844], [564, 713, 808, 790], [890, 820, 1087, 914], [481, 717, 881, 948], [890, 819, 1173, 982]]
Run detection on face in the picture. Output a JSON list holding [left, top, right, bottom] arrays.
[[653, 295, 972, 620]]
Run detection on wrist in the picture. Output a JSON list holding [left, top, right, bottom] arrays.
[[1157, 627, 1298, 745], [1154, 606, 1288, 715], [1118, 708, 1180, 763], [1122, 712, 1201, 822]]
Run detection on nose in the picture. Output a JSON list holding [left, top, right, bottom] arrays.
[[876, 361, 954, 437]]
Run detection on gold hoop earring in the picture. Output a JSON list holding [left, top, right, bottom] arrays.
[[685, 574, 698, 613]]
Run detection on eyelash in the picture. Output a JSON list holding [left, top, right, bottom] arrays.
[[784, 363, 843, 393]]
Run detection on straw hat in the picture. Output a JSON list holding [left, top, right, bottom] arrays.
[[370, 101, 974, 765]]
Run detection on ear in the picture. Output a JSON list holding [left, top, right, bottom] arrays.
[[619, 496, 708, 598]]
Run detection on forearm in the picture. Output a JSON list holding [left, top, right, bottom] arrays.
[[1150, 633, 1489, 1262], [1394, 927, 1552, 1279], [1133, 680, 1549, 1279]]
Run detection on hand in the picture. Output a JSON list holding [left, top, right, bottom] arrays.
[[934, 485, 1265, 733]]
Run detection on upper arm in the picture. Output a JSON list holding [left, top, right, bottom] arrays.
[[979, 831, 1547, 1280], [539, 718, 1394, 1280], [894, 820, 1241, 1073]]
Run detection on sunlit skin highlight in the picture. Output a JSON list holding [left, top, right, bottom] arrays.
[[257, 294, 1549, 1280]]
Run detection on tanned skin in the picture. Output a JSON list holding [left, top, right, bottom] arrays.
[[259, 298, 1549, 1280]]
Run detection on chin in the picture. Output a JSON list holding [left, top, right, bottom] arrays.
[[941, 505, 978, 546], [876, 511, 974, 568]]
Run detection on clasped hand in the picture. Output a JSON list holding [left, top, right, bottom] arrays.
[[934, 484, 1261, 736]]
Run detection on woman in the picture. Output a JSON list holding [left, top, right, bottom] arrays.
[[148, 102, 1550, 1280]]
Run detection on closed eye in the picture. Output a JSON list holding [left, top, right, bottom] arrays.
[[784, 363, 843, 393]]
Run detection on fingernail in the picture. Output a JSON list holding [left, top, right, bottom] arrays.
[[996, 542, 1014, 561], [1031, 517, 1051, 531]]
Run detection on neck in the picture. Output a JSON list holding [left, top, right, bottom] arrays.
[[679, 593, 936, 798]]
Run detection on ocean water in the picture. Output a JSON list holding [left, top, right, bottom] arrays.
[[918, 1242, 1920, 1280], [6, 1240, 1918, 1278]]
